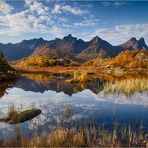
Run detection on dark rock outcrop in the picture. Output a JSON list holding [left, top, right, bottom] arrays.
[[0, 51, 18, 80]]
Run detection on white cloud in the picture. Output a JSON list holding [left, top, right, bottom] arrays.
[[50, 26, 65, 36], [52, 4, 62, 14], [0, 1, 13, 15], [52, 4, 85, 15], [113, 1, 125, 7], [102, 1, 111, 7], [102, 1, 125, 7], [0, 11, 33, 35], [81, 24, 148, 44], [24, 0, 35, 5], [74, 18, 101, 27], [29, 1, 49, 15], [0, 1, 52, 35], [62, 5, 84, 15], [0, 1, 88, 37]]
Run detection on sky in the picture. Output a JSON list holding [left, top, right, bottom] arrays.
[[0, 0, 148, 45]]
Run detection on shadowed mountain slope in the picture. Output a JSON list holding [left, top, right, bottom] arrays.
[[0, 38, 47, 60], [33, 34, 89, 58], [76, 36, 122, 60]]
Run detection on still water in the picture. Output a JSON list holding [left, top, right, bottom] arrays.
[[0, 74, 148, 138]]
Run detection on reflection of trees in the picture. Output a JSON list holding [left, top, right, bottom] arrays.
[[0, 80, 17, 98]]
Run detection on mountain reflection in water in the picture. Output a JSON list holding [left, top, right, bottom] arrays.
[[15, 75, 104, 96], [0, 73, 148, 138]]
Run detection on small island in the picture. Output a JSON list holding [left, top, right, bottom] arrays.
[[0, 107, 41, 124]]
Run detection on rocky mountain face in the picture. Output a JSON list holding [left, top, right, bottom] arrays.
[[119, 37, 148, 50], [33, 34, 88, 58], [0, 35, 148, 62], [0, 38, 47, 60], [76, 36, 122, 60]]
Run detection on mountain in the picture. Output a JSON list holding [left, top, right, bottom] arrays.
[[33, 34, 88, 58], [76, 36, 121, 60], [0, 35, 148, 62], [0, 51, 18, 80], [0, 38, 47, 60], [33, 35, 123, 61], [119, 37, 148, 50]]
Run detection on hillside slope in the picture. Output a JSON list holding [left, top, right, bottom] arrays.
[[15, 55, 79, 68], [85, 50, 148, 75]]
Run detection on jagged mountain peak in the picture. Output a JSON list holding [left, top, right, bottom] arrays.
[[119, 37, 148, 50], [129, 37, 137, 42], [91, 36, 100, 44], [138, 37, 146, 45], [139, 37, 144, 41], [93, 36, 100, 39], [63, 34, 77, 42]]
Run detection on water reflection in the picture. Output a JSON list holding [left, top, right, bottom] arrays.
[[14, 74, 104, 96], [0, 80, 17, 98], [103, 77, 148, 97], [0, 73, 148, 138]]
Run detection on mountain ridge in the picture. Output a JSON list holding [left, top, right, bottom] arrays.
[[0, 35, 148, 61]]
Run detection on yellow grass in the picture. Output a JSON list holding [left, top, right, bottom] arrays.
[[65, 70, 89, 83], [0, 124, 147, 147], [104, 77, 148, 96]]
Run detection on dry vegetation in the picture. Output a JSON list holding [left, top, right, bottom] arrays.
[[85, 50, 148, 75], [103, 77, 148, 96], [85, 50, 148, 68], [65, 70, 89, 83], [11, 49, 148, 78], [0, 124, 148, 147], [15, 55, 79, 68]]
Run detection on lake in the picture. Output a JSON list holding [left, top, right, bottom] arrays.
[[0, 74, 148, 139]]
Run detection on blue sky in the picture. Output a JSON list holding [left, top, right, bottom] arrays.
[[0, 0, 148, 45]]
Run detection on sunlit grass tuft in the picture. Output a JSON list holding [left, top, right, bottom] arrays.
[[103, 77, 148, 96], [66, 70, 89, 83]]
